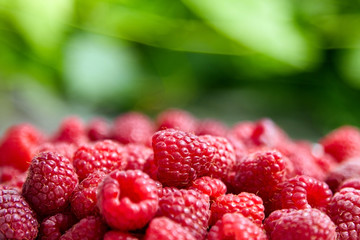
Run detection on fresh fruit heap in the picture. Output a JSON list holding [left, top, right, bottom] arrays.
[[1, 109, 360, 239]]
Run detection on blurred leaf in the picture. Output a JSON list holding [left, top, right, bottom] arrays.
[[339, 47, 360, 89], [182, 0, 317, 69], [3, 0, 73, 60]]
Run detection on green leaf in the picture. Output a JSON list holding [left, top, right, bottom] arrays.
[[182, 0, 317, 69]]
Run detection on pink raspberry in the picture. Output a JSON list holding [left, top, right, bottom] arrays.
[[152, 129, 215, 188], [188, 176, 227, 201], [232, 150, 288, 204], [338, 177, 360, 191], [0, 187, 39, 240], [59, 216, 106, 240], [112, 112, 154, 146], [156, 187, 210, 239], [87, 117, 110, 141], [0, 169, 27, 191], [144, 217, 196, 240], [228, 121, 255, 145], [264, 209, 295, 238], [36, 142, 77, 161], [97, 170, 159, 231], [70, 171, 107, 219], [22, 151, 78, 216], [52, 116, 88, 145], [0, 123, 44, 171], [269, 208, 336, 240], [327, 187, 360, 239], [38, 212, 77, 240], [73, 140, 127, 180], [195, 119, 228, 137], [198, 135, 236, 182], [325, 158, 360, 192], [0, 166, 22, 183], [156, 109, 197, 132], [104, 231, 140, 240], [281, 175, 332, 212], [123, 143, 153, 171], [208, 213, 267, 240], [210, 192, 265, 226], [320, 125, 360, 162]]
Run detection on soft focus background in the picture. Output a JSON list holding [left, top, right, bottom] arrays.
[[1, 0, 360, 140]]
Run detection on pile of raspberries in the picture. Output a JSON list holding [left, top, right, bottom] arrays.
[[1, 109, 360, 240]]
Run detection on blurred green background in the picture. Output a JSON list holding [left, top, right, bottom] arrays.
[[1, 0, 360, 140]]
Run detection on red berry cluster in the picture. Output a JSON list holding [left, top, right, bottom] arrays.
[[1, 109, 360, 239]]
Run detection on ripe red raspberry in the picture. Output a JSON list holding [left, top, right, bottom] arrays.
[[52, 116, 88, 145], [325, 158, 360, 192], [228, 121, 255, 145], [36, 142, 77, 161], [269, 208, 336, 240], [144, 217, 196, 240], [327, 187, 360, 239], [124, 144, 153, 171], [281, 175, 332, 212], [208, 213, 267, 240], [152, 129, 215, 188], [195, 119, 228, 137], [87, 117, 110, 141], [97, 170, 159, 231], [156, 109, 197, 132], [22, 151, 78, 216], [70, 171, 107, 219], [156, 187, 210, 239], [264, 208, 295, 238], [143, 154, 158, 180], [112, 112, 154, 146], [60, 216, 106, 240], [0, 166, 22, 183], [210, 192, 265, 226], [320, 125, 360, 163], [104, 231, 140, 240], [249, 118, 289, 148], [188, 176, 227, 201], [198, 135, 236, 182], [0, 187, 39, 240], [38, 212, 77, 240], [338, 177, 360, 191], [232, 150, 288, 204], [0, 169, 27, 191], [0, 123, 44, 171], [73, 140, 127, 180]]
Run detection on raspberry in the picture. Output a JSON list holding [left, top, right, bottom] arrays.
[[0, 123, 44, 171], [70, 171, 107, 219], [38, 212, 77, 240], [198, 135, 236, 182], [87, 117, 110, 141], [209, 192, 265, 226], [208, 213, 267, 240], [60, 216, 106, 240], [325, 158, 360, 192], [143, 154, 158, 180], [0, 166, 22, 183], [249, 118, 289, 148], [195, 119, 228, 137], [144, 217, 196, 240], [281, 175, 332, 212], [52, 116, 88, 145], [22, 151, 78, 216], [232, 150, 288, 204], [264, 208, 295, 238], [73, 140, 127, 180], [301, 141, 337, 174], [36, 142, 77, 161], [97, 170, 159, 231], [124, 144, 153, 171], [156, 109, 197, 132], [320, 125, 360, 162], [1, 169, 27, 191], [0, 187, 39, 240], [112, 112, 154, 146], [104, 231, 140, 240], [156, 187, 210, 239], [327, 187, 360, 239], [270, 208, 336, 240], [228, 121, 255, 145], [338, 177, 360, 191], [188, 176, 227, 201], [152, 129, 215, 188]]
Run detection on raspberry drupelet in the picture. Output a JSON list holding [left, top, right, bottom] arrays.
[[97, 170, 159, 231], [22, 151, 78, 217], [188, 176, 227, 201]]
